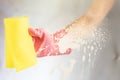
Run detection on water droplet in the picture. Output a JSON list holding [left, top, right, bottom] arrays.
[[57, 19, 111, 79]]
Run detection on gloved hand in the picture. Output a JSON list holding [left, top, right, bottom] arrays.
[[28, 28, 72, 57]]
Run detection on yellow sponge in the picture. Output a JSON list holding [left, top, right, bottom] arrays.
[[4, 16, 37, 72]]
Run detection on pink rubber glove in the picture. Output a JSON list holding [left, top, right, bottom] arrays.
[[28, 28, 72, 57]]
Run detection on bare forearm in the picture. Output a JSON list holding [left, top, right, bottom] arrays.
[[65, 0, 115, 34], [86, 0, 115, 25]]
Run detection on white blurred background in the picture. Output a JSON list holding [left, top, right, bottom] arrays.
[[0, 0, 120, 80]]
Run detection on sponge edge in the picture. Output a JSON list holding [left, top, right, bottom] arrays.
[[4, 16, 37, 72]]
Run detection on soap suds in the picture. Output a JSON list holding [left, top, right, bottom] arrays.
[[54, 19, 111, 80]]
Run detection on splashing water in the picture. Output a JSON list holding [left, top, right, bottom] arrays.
[[55, 19, 111, 80]]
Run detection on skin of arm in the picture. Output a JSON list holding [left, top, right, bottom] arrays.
[[65, 0, 115, 33], [86, 0, 115, 26]]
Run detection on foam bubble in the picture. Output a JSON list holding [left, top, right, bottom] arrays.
[[57, 19, 111, 79]]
